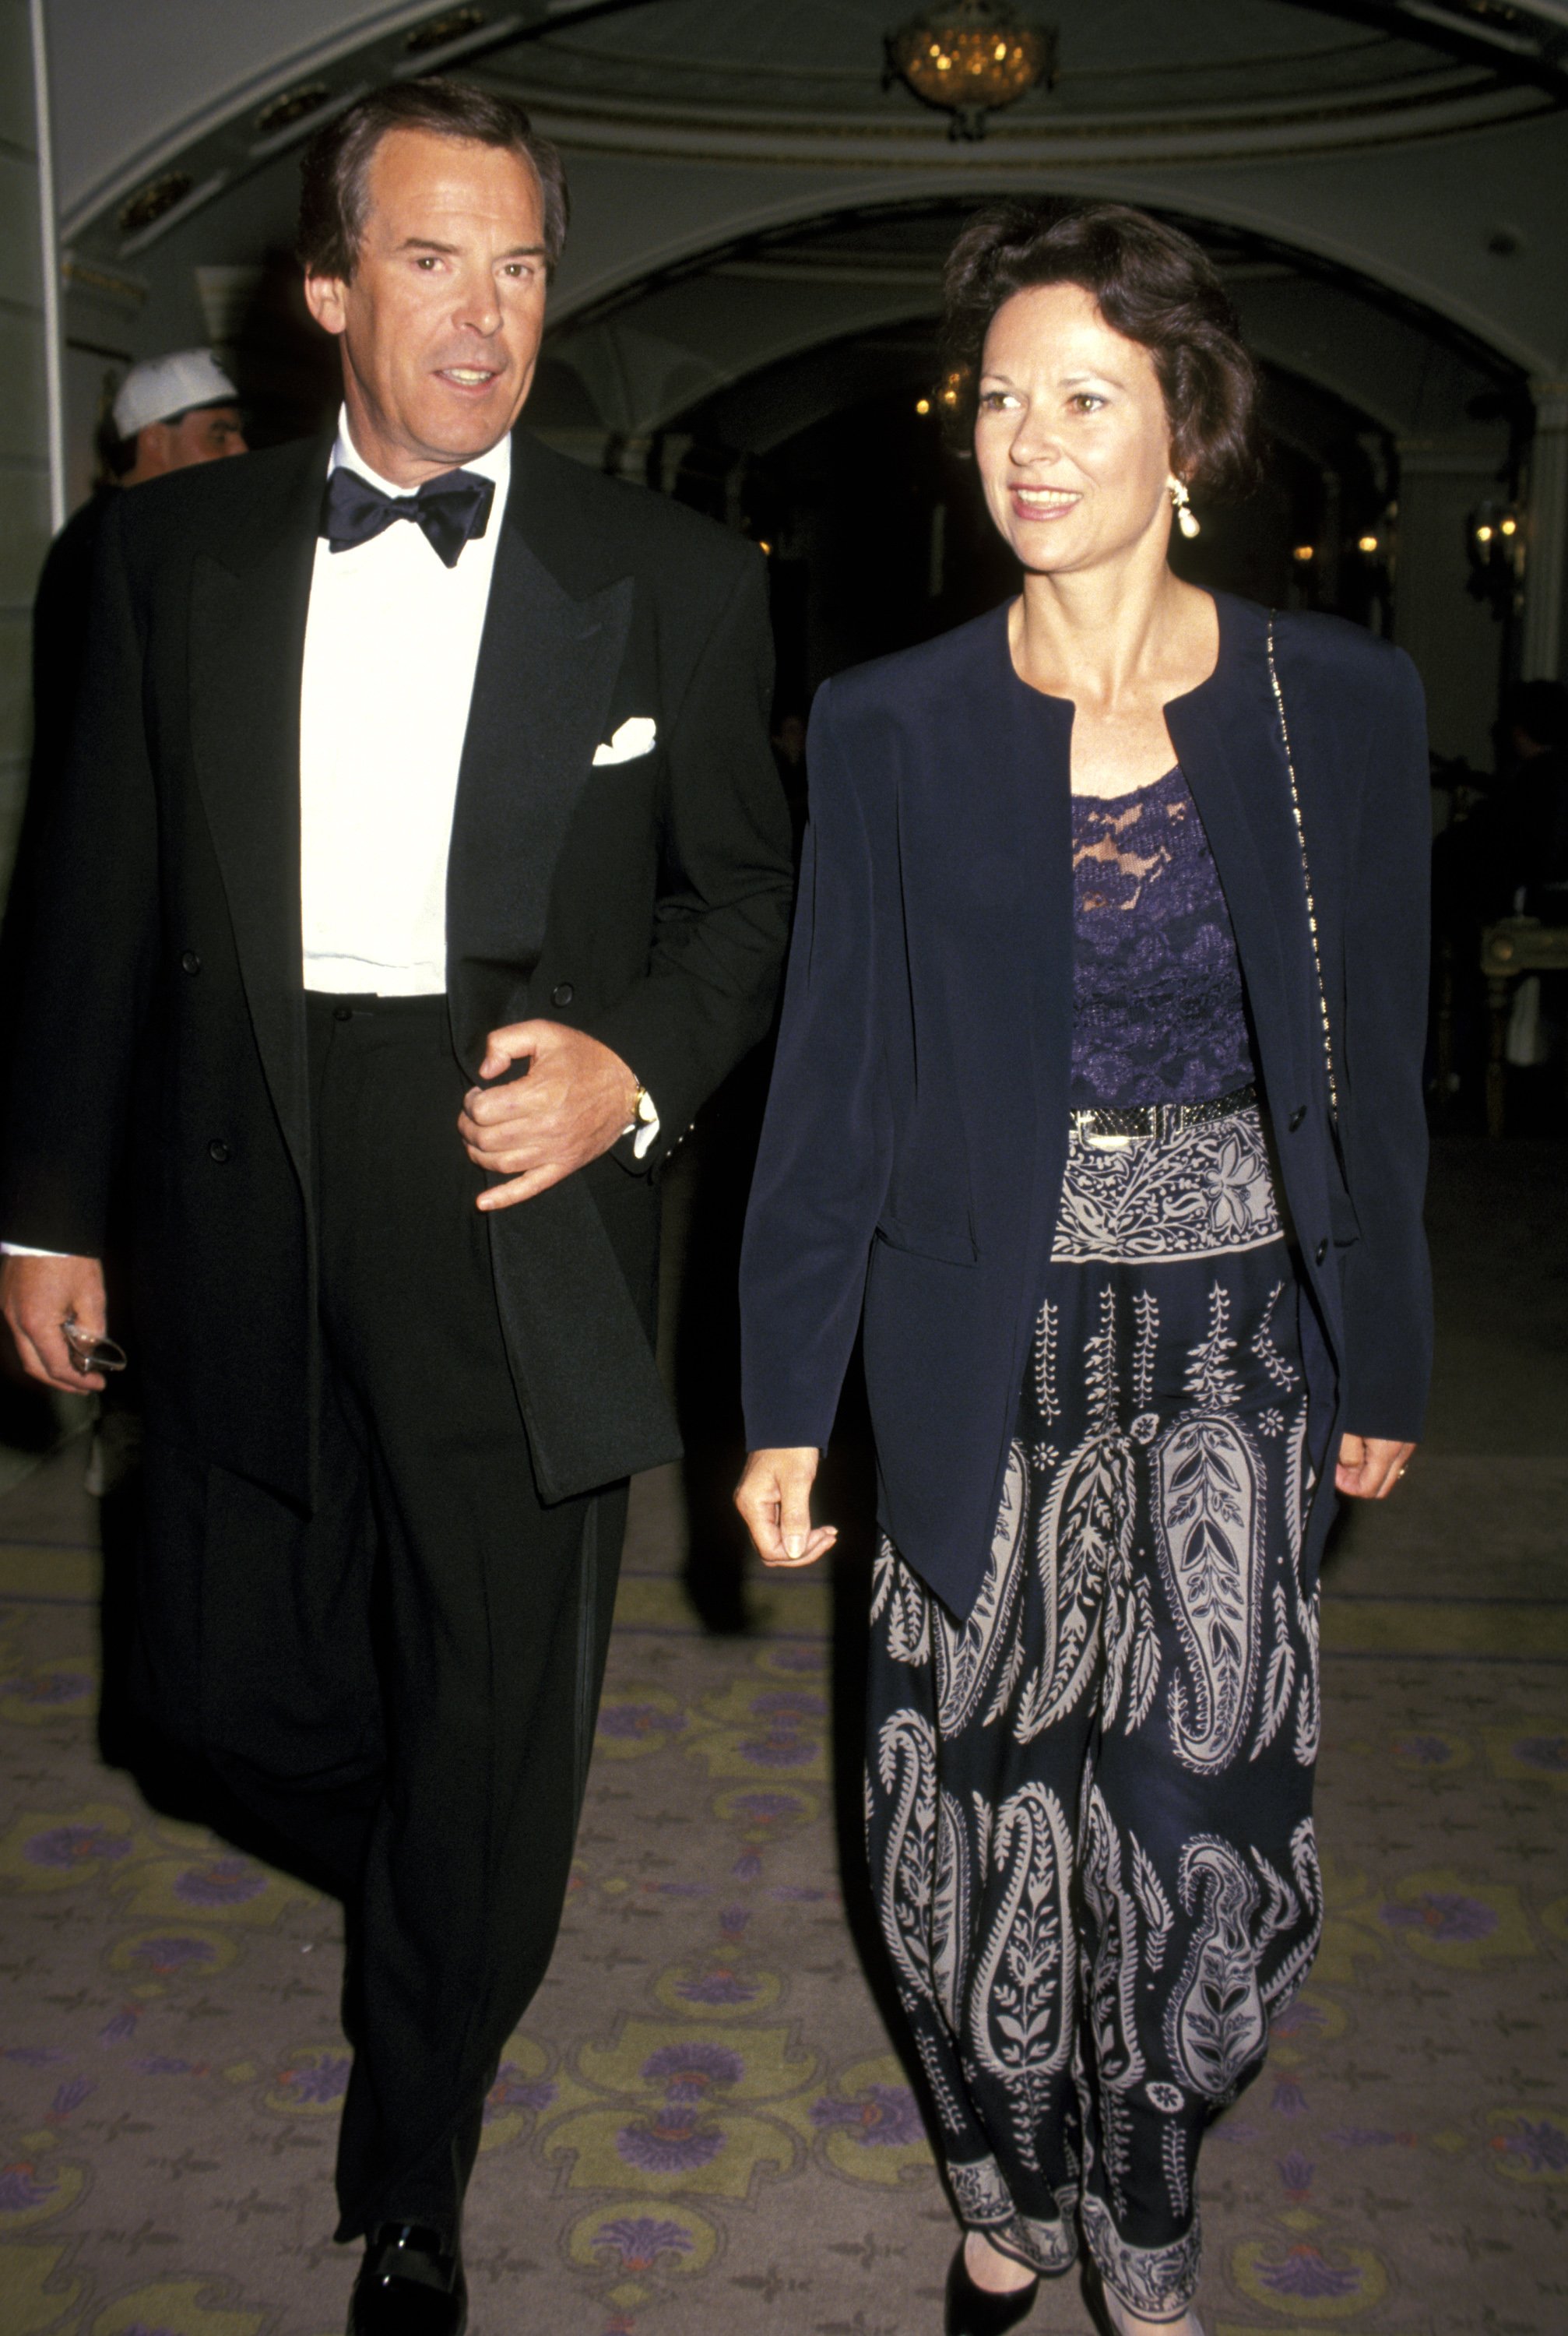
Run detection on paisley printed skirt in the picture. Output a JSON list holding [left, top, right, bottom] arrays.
[[866, 1100, 1324, 2320]]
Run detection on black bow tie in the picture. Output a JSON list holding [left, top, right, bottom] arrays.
[[320, 463, 495, 568]]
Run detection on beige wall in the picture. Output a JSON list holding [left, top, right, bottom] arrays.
[[0, 0, 53, 889]]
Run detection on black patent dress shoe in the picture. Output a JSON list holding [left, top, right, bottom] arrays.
[[945, 2239, 1039, 2334], [349, 2225, 467, 2336]]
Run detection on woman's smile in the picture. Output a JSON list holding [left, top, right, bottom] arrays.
[[1010, 484, 1083, 521]]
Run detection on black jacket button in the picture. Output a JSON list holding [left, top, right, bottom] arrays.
[[332, 1005, 353, 1022], [1289, 1105, 1306, 1131], [208, 1138, 230, 1164], [181, 949, 201, 976], [1314, 1236, 1328, 1265], [551, 982, 575, 1008]]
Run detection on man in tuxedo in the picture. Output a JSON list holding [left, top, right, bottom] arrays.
[[1, 79, 792, 2334]]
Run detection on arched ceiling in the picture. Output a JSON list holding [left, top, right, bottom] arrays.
[[45, 0, 1568, 237], [45, 0, 1568, 413], [536, 202, 1521, 452], [467, 0, 1559, 135]]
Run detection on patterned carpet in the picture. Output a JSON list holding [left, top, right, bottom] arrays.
[[0, 1138, 1565, 2336]]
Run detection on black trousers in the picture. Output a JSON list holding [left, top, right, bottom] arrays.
[[135, 994, 626, 2243]]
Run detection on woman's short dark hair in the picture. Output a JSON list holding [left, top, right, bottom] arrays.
[[297, 79, 569, 281], [941, 199, 1263, 498]]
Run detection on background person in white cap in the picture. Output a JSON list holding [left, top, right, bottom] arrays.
[[106, 346, 247, 484], [13, 346, 247, 969], [30, 350, 246, 790], [0, 353, 246, 1454]]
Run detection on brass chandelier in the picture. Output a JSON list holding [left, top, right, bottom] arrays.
[[886, 0, 1058, 140]]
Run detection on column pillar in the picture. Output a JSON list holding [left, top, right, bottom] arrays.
[[1521, 379, 1568, 682], [0, 0, 57, 889], [656, 431, 694, 498], [1391, 434, 1509, 767]]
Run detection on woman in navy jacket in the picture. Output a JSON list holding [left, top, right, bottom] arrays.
[[737, 204, 1430, 2336]]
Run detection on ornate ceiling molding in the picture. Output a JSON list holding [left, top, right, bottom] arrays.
[[56, 0, 635, 250], [49, 0, 1566, 383], [1321, 0, 1568, 83], [512, 68, 1547, 170], [57, 0, 1565, 258]]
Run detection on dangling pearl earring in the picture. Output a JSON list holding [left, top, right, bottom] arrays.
[[1168, 474, 1200, 539]]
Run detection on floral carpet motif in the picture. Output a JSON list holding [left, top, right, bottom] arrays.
[[0, 1455, 1564, 2335]]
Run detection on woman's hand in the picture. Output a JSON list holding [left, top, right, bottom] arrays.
[[1334, 1434, 1415, 1500], [734, 1448, 838, 1568]]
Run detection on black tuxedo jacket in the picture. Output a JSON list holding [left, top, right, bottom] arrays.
[[2, 426, 794, 1508], [740, 595, 1432, 1617]]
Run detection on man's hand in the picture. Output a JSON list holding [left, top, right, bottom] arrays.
[[735, 1447, 838, 1569], [2, 1254, 110, 1393], [458, 1020, 639, 1211], [1335, 1433, 1415, 1500]]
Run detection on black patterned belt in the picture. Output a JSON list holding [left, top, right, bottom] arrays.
[[1068, 1081, 1258, 1150]]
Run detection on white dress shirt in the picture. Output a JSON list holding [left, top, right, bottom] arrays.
[[301, 411, 509, 994]]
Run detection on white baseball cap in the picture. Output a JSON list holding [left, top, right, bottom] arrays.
[[112, 348, 239, 441]]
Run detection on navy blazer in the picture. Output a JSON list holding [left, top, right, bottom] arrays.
[[740, 592, 1433, 1620]]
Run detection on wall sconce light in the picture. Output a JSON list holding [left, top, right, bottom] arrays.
[[1467, 498, 1524, 620]]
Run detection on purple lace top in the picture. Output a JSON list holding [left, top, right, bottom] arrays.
[[1070, 765, 1256, 1108]]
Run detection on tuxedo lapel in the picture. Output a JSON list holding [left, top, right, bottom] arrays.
[[188, 437, 325, 1191], [442, 438, 671, 1499], [445, 463, 634, 1075]]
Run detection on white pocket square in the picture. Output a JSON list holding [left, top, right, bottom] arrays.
[[592, 716, 657, 766]]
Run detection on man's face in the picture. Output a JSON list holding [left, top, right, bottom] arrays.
[[128, 403, 246, 481], [304, 128, 550, 487]]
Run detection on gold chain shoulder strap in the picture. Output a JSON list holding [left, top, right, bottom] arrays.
[[1265, 613, 1339, 1123]]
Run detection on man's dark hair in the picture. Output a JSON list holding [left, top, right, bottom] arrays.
[[940, 199, 1264, 497], [99, 399, 236, 479], [297, 79, 569, 281]]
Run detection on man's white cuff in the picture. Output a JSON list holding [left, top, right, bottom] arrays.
[[624, 1085, 660, 1161]]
